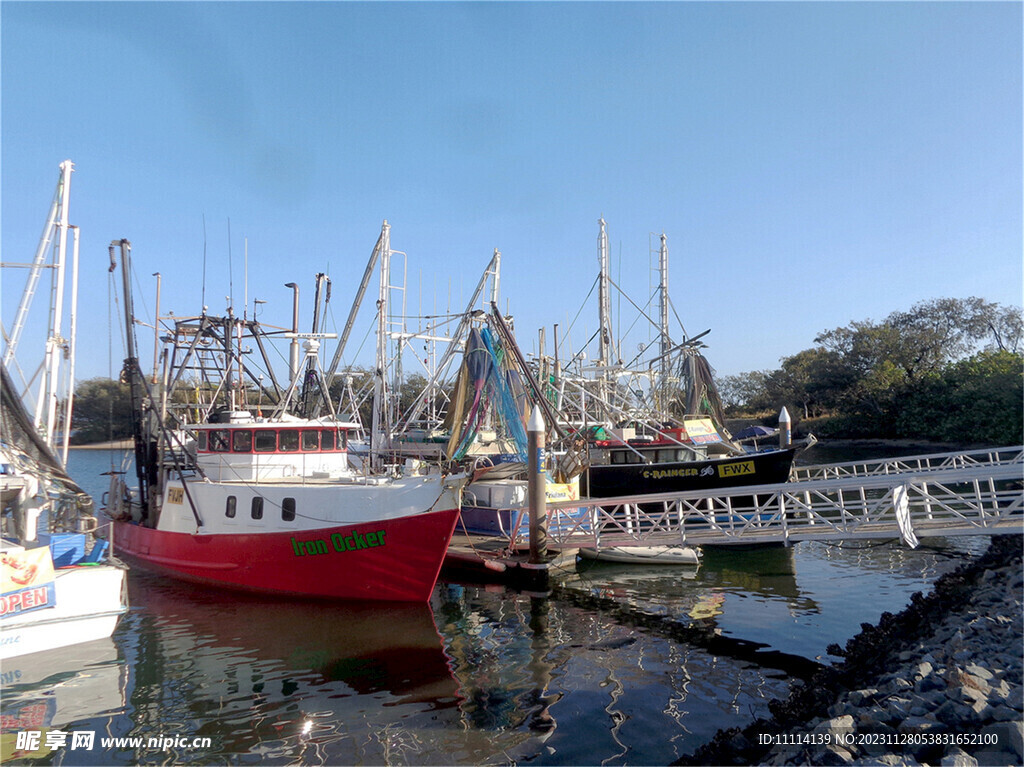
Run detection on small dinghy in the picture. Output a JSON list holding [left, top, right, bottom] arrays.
[[577, 545, 701, 565]]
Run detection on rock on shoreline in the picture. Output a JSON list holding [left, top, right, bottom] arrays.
[[676, 535, 1023, 767]]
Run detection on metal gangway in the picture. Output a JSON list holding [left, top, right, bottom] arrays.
[[790, 445, 1023, 482], [513, 446, 1024, 550]]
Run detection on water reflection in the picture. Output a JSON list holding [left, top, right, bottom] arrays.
[[0, 568, 789, 765], [117, 571, 462, 764], [569, 544, 818, 620], [2, 538, 982, 764], [434, 581, 792, 764], [127, 572, 458, 705], [561, 538, 981, 663], [0, 638, 127, 762], [434, 588, 563, 739], [701, 546, 818, 611]]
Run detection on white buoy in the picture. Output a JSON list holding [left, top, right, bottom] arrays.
[[779, 406, 792, 448]]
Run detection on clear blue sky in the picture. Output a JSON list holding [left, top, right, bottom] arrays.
[[3, 1, 1021, 386]]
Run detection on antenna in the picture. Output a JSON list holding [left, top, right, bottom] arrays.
[[244, 237, 249, 319], [201, 214, 208, 309], [227, 217, 234, 310]]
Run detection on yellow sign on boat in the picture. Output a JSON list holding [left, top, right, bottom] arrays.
[[545, 478, 580, 502], [718, 460, 755, 478]]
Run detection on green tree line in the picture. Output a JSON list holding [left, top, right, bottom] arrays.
[[68, 370, 444, 444], [718, 297, 1023, 445]]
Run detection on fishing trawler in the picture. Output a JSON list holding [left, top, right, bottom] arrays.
[[545, 221, 806, 562], [104, 233, 466, 603], [581, 417, 798, 499], [551, 220, 802, 501]]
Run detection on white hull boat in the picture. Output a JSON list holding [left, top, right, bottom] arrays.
[[2, 160, 128, 659], [577, 545, 702, 565], [0, 558, 126, 659]]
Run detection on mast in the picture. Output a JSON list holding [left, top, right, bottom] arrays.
[[4, 160, 72, 369], [62, 225, 81, 467], [596, 217, 617, 422], [597, 217, 613, 369], [152, 272, 162, 384], [310, 274, 329, 339], [658, 231, 670, 378], [285, 282, 300, 385], [301, 273, 330, 417], [489, 247, 501, 305], [37, 162, 73, 447], [323, 227, 385, 389], [398, 247, 501, 431], [224, 306, 237, 412], [371, 221, 392, 465], [114, 239, 153, 512]]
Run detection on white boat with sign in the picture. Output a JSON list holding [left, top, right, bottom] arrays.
[[1, 160, 128, 659]]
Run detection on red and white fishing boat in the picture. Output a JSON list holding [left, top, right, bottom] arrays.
[[107, 415, 464, 603], [105, 236, 466, 603]]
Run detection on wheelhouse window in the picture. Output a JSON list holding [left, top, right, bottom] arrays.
[[320, 429, 336, 451], [255, 430, 277, 452], [282, 497, 296, 522], [233, 430, 253, 453], [278, 429, 299, 452], [251, 497, 264, 520], [210, 430, 230, 452], [199, 426, 349, 454], [225, 495, 236, 518], [301, 430, 319, 451]]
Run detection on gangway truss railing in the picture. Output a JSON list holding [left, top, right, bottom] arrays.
[[499, 448, 1023, 551], [790, 445, 1023, 482]]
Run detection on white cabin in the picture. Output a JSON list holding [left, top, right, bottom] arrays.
[[191, 416, 360, 482]]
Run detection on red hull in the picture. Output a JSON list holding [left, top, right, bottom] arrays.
[[112, 508, 461, 603]]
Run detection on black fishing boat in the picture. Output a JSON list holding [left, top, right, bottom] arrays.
[[583, 436, 798, 498]]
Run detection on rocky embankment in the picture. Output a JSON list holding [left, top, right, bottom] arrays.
[[677, 534, 1023, 766]]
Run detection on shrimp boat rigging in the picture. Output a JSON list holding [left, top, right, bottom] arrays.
[[105, 230, 466, 603], [332, 221, 800, 560], [2, 160, 127, 658], [546, 219, 803, 500], [538, 220, 807, 562], [277, 231, 588, 541]]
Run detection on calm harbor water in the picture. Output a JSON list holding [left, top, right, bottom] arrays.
[[2, 447, 989, 765]]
